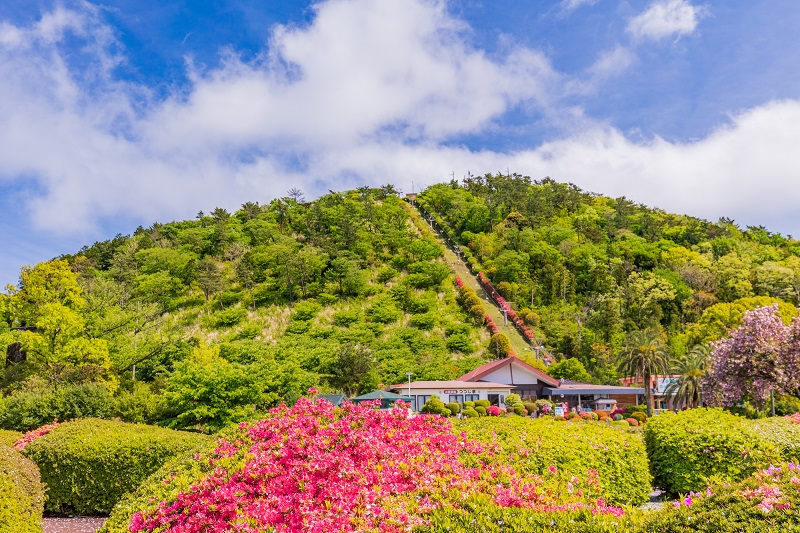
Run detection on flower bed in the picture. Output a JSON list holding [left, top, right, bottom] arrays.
[[642, 462, 800, 532], [104, 398, 624, 533]]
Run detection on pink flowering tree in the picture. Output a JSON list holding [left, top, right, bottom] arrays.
[[703, 305, 800, 410]]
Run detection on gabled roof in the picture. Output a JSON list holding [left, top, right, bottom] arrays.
[[458, 356, 559, 388]]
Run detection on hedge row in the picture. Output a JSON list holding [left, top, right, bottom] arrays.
[[457, 416, 652, 506], [644, 408, 781, 495], [22, 418, 210, 515], [0, 444, 43, 533], [421, 459, 800, 532]]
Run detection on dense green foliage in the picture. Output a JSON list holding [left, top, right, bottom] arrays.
[[644, 408, 780, 495], [21, 418, 209, 515], [752, 417, 800, 461], [0, 444, 43, 533], [419, 175, 800, 383], [0, 430, 21, 447], [418, 497, 641, 533], [641, 462, 800, 532], [1, 189, 491, 431], [457, 416, 651, 505]]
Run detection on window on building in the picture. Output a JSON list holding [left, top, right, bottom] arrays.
[[488, 394, 500, 406], [464, 394, 479, 403], [449, 394, 464, 405], [417, 395, 431, 410], [517, 389, 537, 401]]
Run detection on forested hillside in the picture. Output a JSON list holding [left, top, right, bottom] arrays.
[[419, 175, 800, 384], [3, 176, 800, 432], [0, 188, 490, 431]]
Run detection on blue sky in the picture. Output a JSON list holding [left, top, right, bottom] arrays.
[[2, 0, 800, 286]]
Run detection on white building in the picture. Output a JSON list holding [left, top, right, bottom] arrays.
[[387, 380, 513, 411]]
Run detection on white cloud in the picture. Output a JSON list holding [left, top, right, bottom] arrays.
[[0, 0, 558, 233], [558, 0, 598, 15], [626, 0, 705, 41], [584, 45, 635, 84], [2, 0, 800, 249]]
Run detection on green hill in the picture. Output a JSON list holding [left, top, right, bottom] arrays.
[[2, 177, 800, 430], [418, 174, 800, 383]]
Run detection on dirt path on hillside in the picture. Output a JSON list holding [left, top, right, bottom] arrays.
[[404, 202, 542, 361]]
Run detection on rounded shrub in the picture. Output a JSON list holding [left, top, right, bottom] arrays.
[[642, 461, 800, 533], [475, 400, 490, 408], [751, 417, 800, 460], [644, 408, 780, 495], [488, 333, 511, 358], [332, 308, 361, 326], [445, 402, 461, 417], [474, 406, 486, 416], [457, 416, 652, 505], [0, 444, 43, 533], [21, 418, 210, 515], [625, 418, 639, 427], [214, 307, 247, 327], [0, 430, 22, 447], [523, 402, 537, 416], [630, 412, 647, 424], [421, 396, 450, 417], [462, 408, 479, 419], [613, 414, 623, 421], [486, 406, 503, 417], [513, 405, 527, 416], [0, 383, 114, 431]]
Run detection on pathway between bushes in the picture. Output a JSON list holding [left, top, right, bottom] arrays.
[[44, 517, 106, 533], [404, 202, 539, 360]]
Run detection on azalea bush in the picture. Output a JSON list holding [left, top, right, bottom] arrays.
[[642, 462, 800, 532], [13, 419, 60, 451], [104, 398, 624, 533], [457, 416, 651, 506], [644, 408, 780, 495], [751, 416, 800, 461], [0, 444, 43, 533]]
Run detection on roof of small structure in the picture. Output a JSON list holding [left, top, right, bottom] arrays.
[[350, 390, 412, 402], [458, 356, 560, 387], [318, 394, 349, 406], [387, 380, 513, 391]]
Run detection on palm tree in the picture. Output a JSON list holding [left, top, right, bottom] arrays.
[[618, 330, 671, 417], [664, 345, 709, 409]]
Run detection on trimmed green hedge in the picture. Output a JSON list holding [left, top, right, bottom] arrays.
[[0, 430, 22, 447], [0, 444, 43, 533], [457, 416, 652, 505], [101, 424, 246, 533], [416, 495, 643, 533], [644, 408, 780, 495], [751, 417, 800, 461], [640, 461, 800, 532], [22, 418, 210, 515]]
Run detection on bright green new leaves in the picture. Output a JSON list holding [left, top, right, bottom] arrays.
[[3, 260, 115, 390], [163, 344, 265, 432]]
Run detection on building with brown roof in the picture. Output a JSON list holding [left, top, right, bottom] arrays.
[[457, 356, 559, 401]]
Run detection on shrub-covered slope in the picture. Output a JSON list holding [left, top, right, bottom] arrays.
[[419, 176, 800, 382], [0, 189, 492, 431]]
